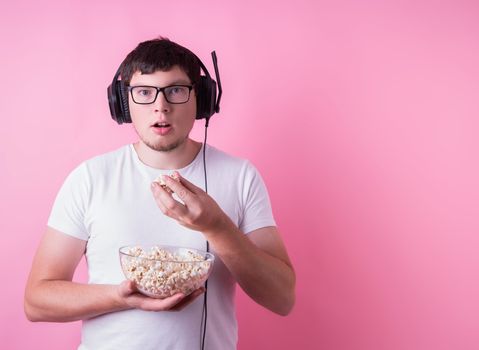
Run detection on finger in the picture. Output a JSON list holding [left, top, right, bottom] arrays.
[[173, 172, 203, 194], [150, 182, 170, 211], [161, 175, 194, 204], [118, 280, 138, 297], [150, 182, 173, 216], [170, 287, 205, 311], [139, 292, 186, 311], [151, 182, 187, 219]]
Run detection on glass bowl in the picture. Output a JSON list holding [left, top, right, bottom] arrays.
[[119, 245, 214, 298]]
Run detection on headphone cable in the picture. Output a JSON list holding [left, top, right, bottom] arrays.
[[200, 117, 210, 350]]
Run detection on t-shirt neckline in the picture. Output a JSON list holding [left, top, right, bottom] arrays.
[[128, 142, 205, 173]]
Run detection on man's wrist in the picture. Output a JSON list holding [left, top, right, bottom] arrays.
[[111, 284, 129, 310], [203, 214, 237, 240]]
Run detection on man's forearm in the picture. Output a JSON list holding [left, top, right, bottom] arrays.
[[25, 280, 127, 322], [204, 220, 296, 316]]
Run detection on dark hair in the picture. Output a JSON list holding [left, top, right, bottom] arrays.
[[119, 37, 201, 88]]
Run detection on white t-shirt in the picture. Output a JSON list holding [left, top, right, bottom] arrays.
[[48, 143, 276, 350]]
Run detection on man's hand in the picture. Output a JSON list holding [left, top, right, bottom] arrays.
[[117, 280, 205, 312], [150, 171, 234, 235]]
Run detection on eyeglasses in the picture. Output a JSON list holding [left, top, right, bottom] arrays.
[[128, 85, 194, 104]]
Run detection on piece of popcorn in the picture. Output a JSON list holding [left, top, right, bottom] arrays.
[[154, 173, 180, 193]]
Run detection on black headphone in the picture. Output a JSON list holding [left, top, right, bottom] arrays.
[[107, 51, 222, 125]]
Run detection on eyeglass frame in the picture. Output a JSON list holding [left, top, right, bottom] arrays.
[[127, 84, 194, 105]]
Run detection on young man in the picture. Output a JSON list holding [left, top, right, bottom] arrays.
[[25, 38, 295, 350]]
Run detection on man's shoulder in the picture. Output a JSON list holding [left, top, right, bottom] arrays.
[[205, 144, 263, 182], [206, 144, 252, 169], [73, 144, 131, 177], [84, 144, 130, 165]]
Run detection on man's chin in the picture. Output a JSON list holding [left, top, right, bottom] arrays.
[[144, 138, 185, 153]]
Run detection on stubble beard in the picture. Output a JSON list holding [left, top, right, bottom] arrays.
[[135, 126, 189, 153], [145, 137, 187, 152]]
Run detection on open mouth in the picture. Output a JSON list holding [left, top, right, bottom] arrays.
[[152, 122, 171, 128], [151, 122, 173, 135]]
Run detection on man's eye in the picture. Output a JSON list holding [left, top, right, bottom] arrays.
[[138, 89, 152, 96], [169, 87, 182, 94]]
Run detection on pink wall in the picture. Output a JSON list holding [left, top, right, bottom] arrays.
[[1, 0, 478, 349]]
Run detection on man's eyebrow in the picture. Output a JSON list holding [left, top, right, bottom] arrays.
[[168, 79, 192, 85]]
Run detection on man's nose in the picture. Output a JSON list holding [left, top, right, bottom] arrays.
[[154, 91, 170, 112]]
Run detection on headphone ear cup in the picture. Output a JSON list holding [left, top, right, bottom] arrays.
[[118, 82, 131, 123], [196, 76, 216, 120], [107, 82, 122, 124], [107, 80, 131, 124]]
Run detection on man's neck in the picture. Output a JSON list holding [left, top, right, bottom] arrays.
[[133, 139, 202, 170]]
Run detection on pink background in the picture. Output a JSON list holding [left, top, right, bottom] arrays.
[[1, 0, 478, 349]]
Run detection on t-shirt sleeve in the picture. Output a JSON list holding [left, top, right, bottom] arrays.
[[239, 162, 276, 234], [47, 163, 90, 241]]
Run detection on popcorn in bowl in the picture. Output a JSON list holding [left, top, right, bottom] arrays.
[[119, 245, 214, 298]]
